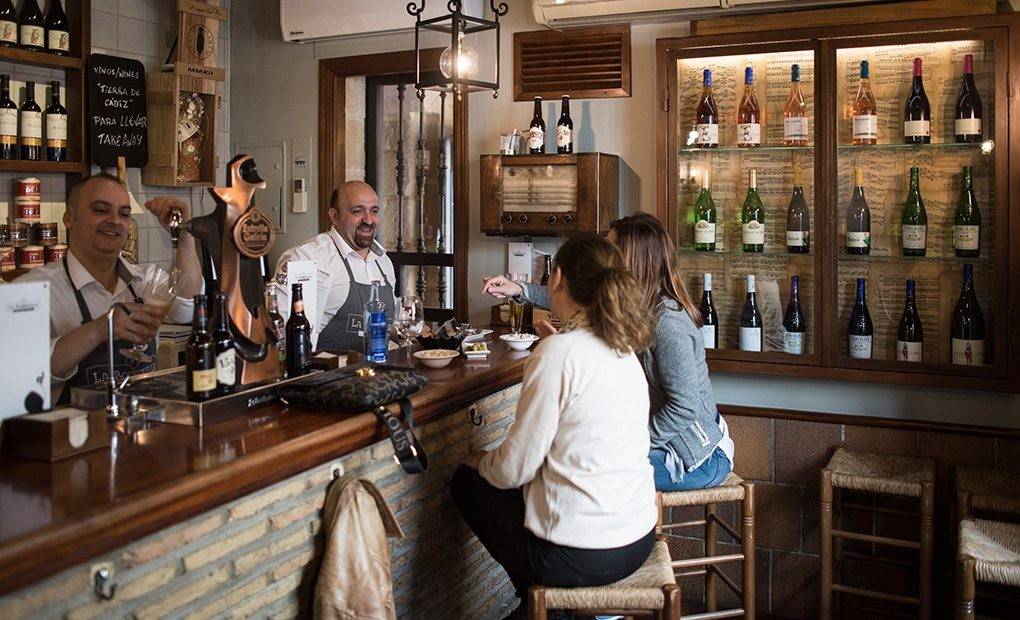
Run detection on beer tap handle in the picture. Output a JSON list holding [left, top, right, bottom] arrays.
[[168, 207, 183, 250], [106, 305, 121, 420]]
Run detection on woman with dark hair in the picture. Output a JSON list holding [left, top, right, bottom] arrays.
[[483, 213, 733, 492], [452, 233, 658, 615]]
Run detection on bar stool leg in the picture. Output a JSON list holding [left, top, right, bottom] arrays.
[[663, 583, 681, 620], [656, 492, 665, 536], [742, 482, 756, 620], [820, 468, 833, 620], [919, 481, 935, 620], [705, 501, 718, 612], [528, 586, 546, 620], [833, 487, 843, 611], [955, 555, 976, 620]]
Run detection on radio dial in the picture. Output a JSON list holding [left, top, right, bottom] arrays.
[[518, 214, 529, 224], [564, 213, 575, 225], [547, 215, 558, 225], [501, 214, 513, 224]]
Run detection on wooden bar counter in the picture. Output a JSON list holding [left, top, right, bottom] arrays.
[[0, 338, 530, 619]]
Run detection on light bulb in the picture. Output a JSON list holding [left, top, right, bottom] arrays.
[[440, 33, 479, 80]]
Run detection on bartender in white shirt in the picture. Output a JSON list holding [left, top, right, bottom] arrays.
[[17, 173, 204, 404], [272, 181, 396, 351]]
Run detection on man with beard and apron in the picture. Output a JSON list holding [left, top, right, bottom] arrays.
[[273, 181, 397, 353], [18, 174, 204, 405]]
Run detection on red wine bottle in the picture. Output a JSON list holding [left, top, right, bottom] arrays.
[[0, 75, 16, 160], [44, 0, 69, 55], [955, 54, 982, 143], [0, 0, 16, 48], [950, 264, 985, 366], [44, 80, 67, 162], [18, 0, 43, 51], [896, 279, 923, 362], [782, 275, 805, 355], [848, 278, 873, 359], [739, 275, 763, 352], [904, 57, 931, 144], [699, 273, 718, 349]]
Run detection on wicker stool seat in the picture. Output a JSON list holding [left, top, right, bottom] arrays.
[[826, 447, 934, 498], [956, 519, 1020, 618], [659, 472, 746, 507], [956, 466, 1020, 518], [528, 539, 679, 619]]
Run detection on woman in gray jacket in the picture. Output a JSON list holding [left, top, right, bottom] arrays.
[[483, 213, 733, 491]]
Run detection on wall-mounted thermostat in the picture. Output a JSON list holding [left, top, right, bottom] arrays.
[[292, 178, 307, 213]]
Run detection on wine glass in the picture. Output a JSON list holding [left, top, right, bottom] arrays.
[[120, 267, 183, 364], [394, 296, 424, 364]]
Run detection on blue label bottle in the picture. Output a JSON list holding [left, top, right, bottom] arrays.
[[364, 280, 388, 363]]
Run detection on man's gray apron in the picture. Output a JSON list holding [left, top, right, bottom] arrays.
[[315, 237, 396, 352]]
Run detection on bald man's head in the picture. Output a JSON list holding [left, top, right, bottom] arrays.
[[62, 173, 132, 260], [328, 181, 379, 251]]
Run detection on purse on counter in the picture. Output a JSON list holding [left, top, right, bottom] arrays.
[[279, 363, 430, 474]]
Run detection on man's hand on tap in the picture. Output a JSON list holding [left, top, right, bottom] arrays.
[[145, 196, 190, 231]]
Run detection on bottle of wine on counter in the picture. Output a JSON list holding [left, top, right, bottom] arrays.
[[187, 294, 216, 401], [904, 57, 931, 144], [784, 64, 808, 146], [285, 283, 312, 377], [739, 274, 763, 352], [956, 54, 982, 143], [783, 275, 805, 355], [896, 279, 923, 362], [951, 264, 985, 366], [44, 80, 66, 162], [696, 69, 719, 148], [19, 81, 41, 161], [556, 95, 573, 154], [528, 96, 545, 154], [266, 288, 286, 374], [846, 166, 871, 255], [693, 170, 717, 251], [737, 67, 761, 148], [364, 281, 388, 363], [786, 185, 809, 254], [44, 0, 68, 55], [901, 166, 927, 257], [212, 293, 237, 396], [741, 169, 765, 252], [851, 60, 878, 145], [700, 273, 718, 350], [0, 0, 16, 48], [0, 75, 16, 160], [18, 0, 43, 51], [848, 278, 873, 360], [954, 166, 980, 258]]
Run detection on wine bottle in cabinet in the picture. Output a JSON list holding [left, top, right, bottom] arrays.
[[896, 279, 923, 362], [951, 264, 985, 366], [739, 275, 763, 352], [851, 60, 878, 145], [954, 166, 980, 258], [696, 69, 719, 148], [741, 169, 765, 253], [846, 167, 871, 255], [904, 58, 931, 144], [955, 53, 982, 143], [699, 273, 718, 350], [848, 278, 873, 360], [784, 64, 808, 147], [18, 0, 43, 51], [737, 67, 761, 148], [693, 170, 716, 251], [786, 185, 809, 254], [901, 166, 927, 257], [783, 275, 805, 355], [0, 0, 16, 48]]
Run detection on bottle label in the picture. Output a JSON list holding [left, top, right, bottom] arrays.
[[47, 30, 69, 52], [736, 123, 761, 146], [852, 114, 878, 140], [742, 220, 765, 245], [191, 368, 216, 393], [0, 109, 16, 142], [896, 340, 922, 362], [846, 231, 871, 249], [20, 110, 41, 142], [701, 325, 716, 349], [954, 225, 979, 251], [849, 334, 873, 359], [952, 338, 985, 365], [694, 220, 716, 244], [367, 311, 388, 362], [556, 125, 571, 148], [786, 230, 806, 248], [46, 113, 67, 145], [739, 327, 762, 352], [696, 123, 718, 145], [902, 224, 927, 250], [527, 127, 544, 150], [955, 118, 981, 137], [20, 25, 43, 48], [0, 21, 15, 44], [784, 331, 804, 355], [784, 117, 809, 141], [904, 120, 931, 138], [216, 350, 236, 386]]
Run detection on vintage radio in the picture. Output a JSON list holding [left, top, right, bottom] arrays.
[[480, 153, 618, 236]]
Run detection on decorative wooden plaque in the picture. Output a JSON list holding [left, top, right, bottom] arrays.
[[174, 0, 227, 83]]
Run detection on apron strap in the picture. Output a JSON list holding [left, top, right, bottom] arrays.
[[63, 257, 144, 326]]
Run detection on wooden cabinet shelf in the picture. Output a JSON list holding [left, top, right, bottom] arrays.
[[0, 160, 85, 174], [0, 47, 83, 71]]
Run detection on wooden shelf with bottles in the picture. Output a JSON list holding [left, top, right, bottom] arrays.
[[656, 12, 1019, 392]]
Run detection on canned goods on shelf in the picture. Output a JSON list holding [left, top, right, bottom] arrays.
[[15, 178, 41, 198], [33, 222, 57, 246], [16, 245, 44, 269], [15, 201, 41, 222], [0, 247, 14, 272], [8, 222, 28, 247], [0, 223, 9, 246], [44, 243, 67, 264]]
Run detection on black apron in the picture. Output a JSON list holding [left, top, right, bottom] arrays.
[[57, 257, 157, 405], [315, 238, 396, 353]]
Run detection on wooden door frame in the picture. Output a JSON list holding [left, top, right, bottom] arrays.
[[318, 48, 469, 320]]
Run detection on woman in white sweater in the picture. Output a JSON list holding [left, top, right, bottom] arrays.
[[450, 233, 658, 618]]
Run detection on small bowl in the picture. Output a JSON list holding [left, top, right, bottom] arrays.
[[462, 342, 491, 360], [417, 333, 467, 350], [413, 348, 459, 368], [500, 333, 539, 351]]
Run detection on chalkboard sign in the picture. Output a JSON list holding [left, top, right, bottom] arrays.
[[87, 53, 148, 167]]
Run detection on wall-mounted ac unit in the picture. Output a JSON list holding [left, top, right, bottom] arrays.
[[532, 0, 905, 27], [280, 0, 483, 43]]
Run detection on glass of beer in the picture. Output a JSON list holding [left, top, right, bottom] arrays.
[[120, 267, 183, 363], [509, 273, 526, 335]]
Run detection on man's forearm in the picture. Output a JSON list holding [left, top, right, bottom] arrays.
[[175, 232, 203, 297], [51, 319, 104, 378]]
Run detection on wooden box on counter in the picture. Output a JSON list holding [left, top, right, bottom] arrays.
[[481, 153, 619, 237], [142, 71, 219, 187], [3, 408, 109, 462]]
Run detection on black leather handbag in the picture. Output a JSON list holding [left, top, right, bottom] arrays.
[[279, 364, 429, 473]]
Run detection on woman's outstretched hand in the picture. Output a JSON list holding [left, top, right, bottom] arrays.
[[481, 275, 524, 299]]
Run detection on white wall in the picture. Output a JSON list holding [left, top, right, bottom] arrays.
[[230, 1, 1020, 427]]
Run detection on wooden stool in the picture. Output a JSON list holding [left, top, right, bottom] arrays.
[[956, 518, 1020, 619], [527, 538, 680, 619], [955, 466, 1020, 521], [656, 472, 756, 619], [819, 448, 935, 620]]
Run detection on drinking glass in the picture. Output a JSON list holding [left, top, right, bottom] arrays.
[[509, 273, 526, 335], [120, 267, 183, 364], [394, 296, 424, 364]]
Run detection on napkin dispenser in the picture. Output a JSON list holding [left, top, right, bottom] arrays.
[[3, 407, 109, 461]]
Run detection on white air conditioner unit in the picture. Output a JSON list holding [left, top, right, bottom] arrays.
[[280, 0, 484, 43], [532, 0, 904, 27]]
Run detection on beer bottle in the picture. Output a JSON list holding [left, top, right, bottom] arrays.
[[266, 288, 286, 375], [285, 283, 312, 377], [212, 292, 237, 395], [186, 294, 216, 401]]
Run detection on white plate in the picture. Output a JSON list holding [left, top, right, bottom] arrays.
[[462, 328, 493, 344]]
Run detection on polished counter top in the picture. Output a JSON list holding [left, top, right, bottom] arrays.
[[0, 337, 531, 595]]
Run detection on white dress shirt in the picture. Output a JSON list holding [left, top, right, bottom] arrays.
[[271, 228, 397, 331], [478, 327, 658, 549], [17, 251, 195, 403]]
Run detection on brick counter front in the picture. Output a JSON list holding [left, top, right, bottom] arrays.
[[0, 385, 521, 619]]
